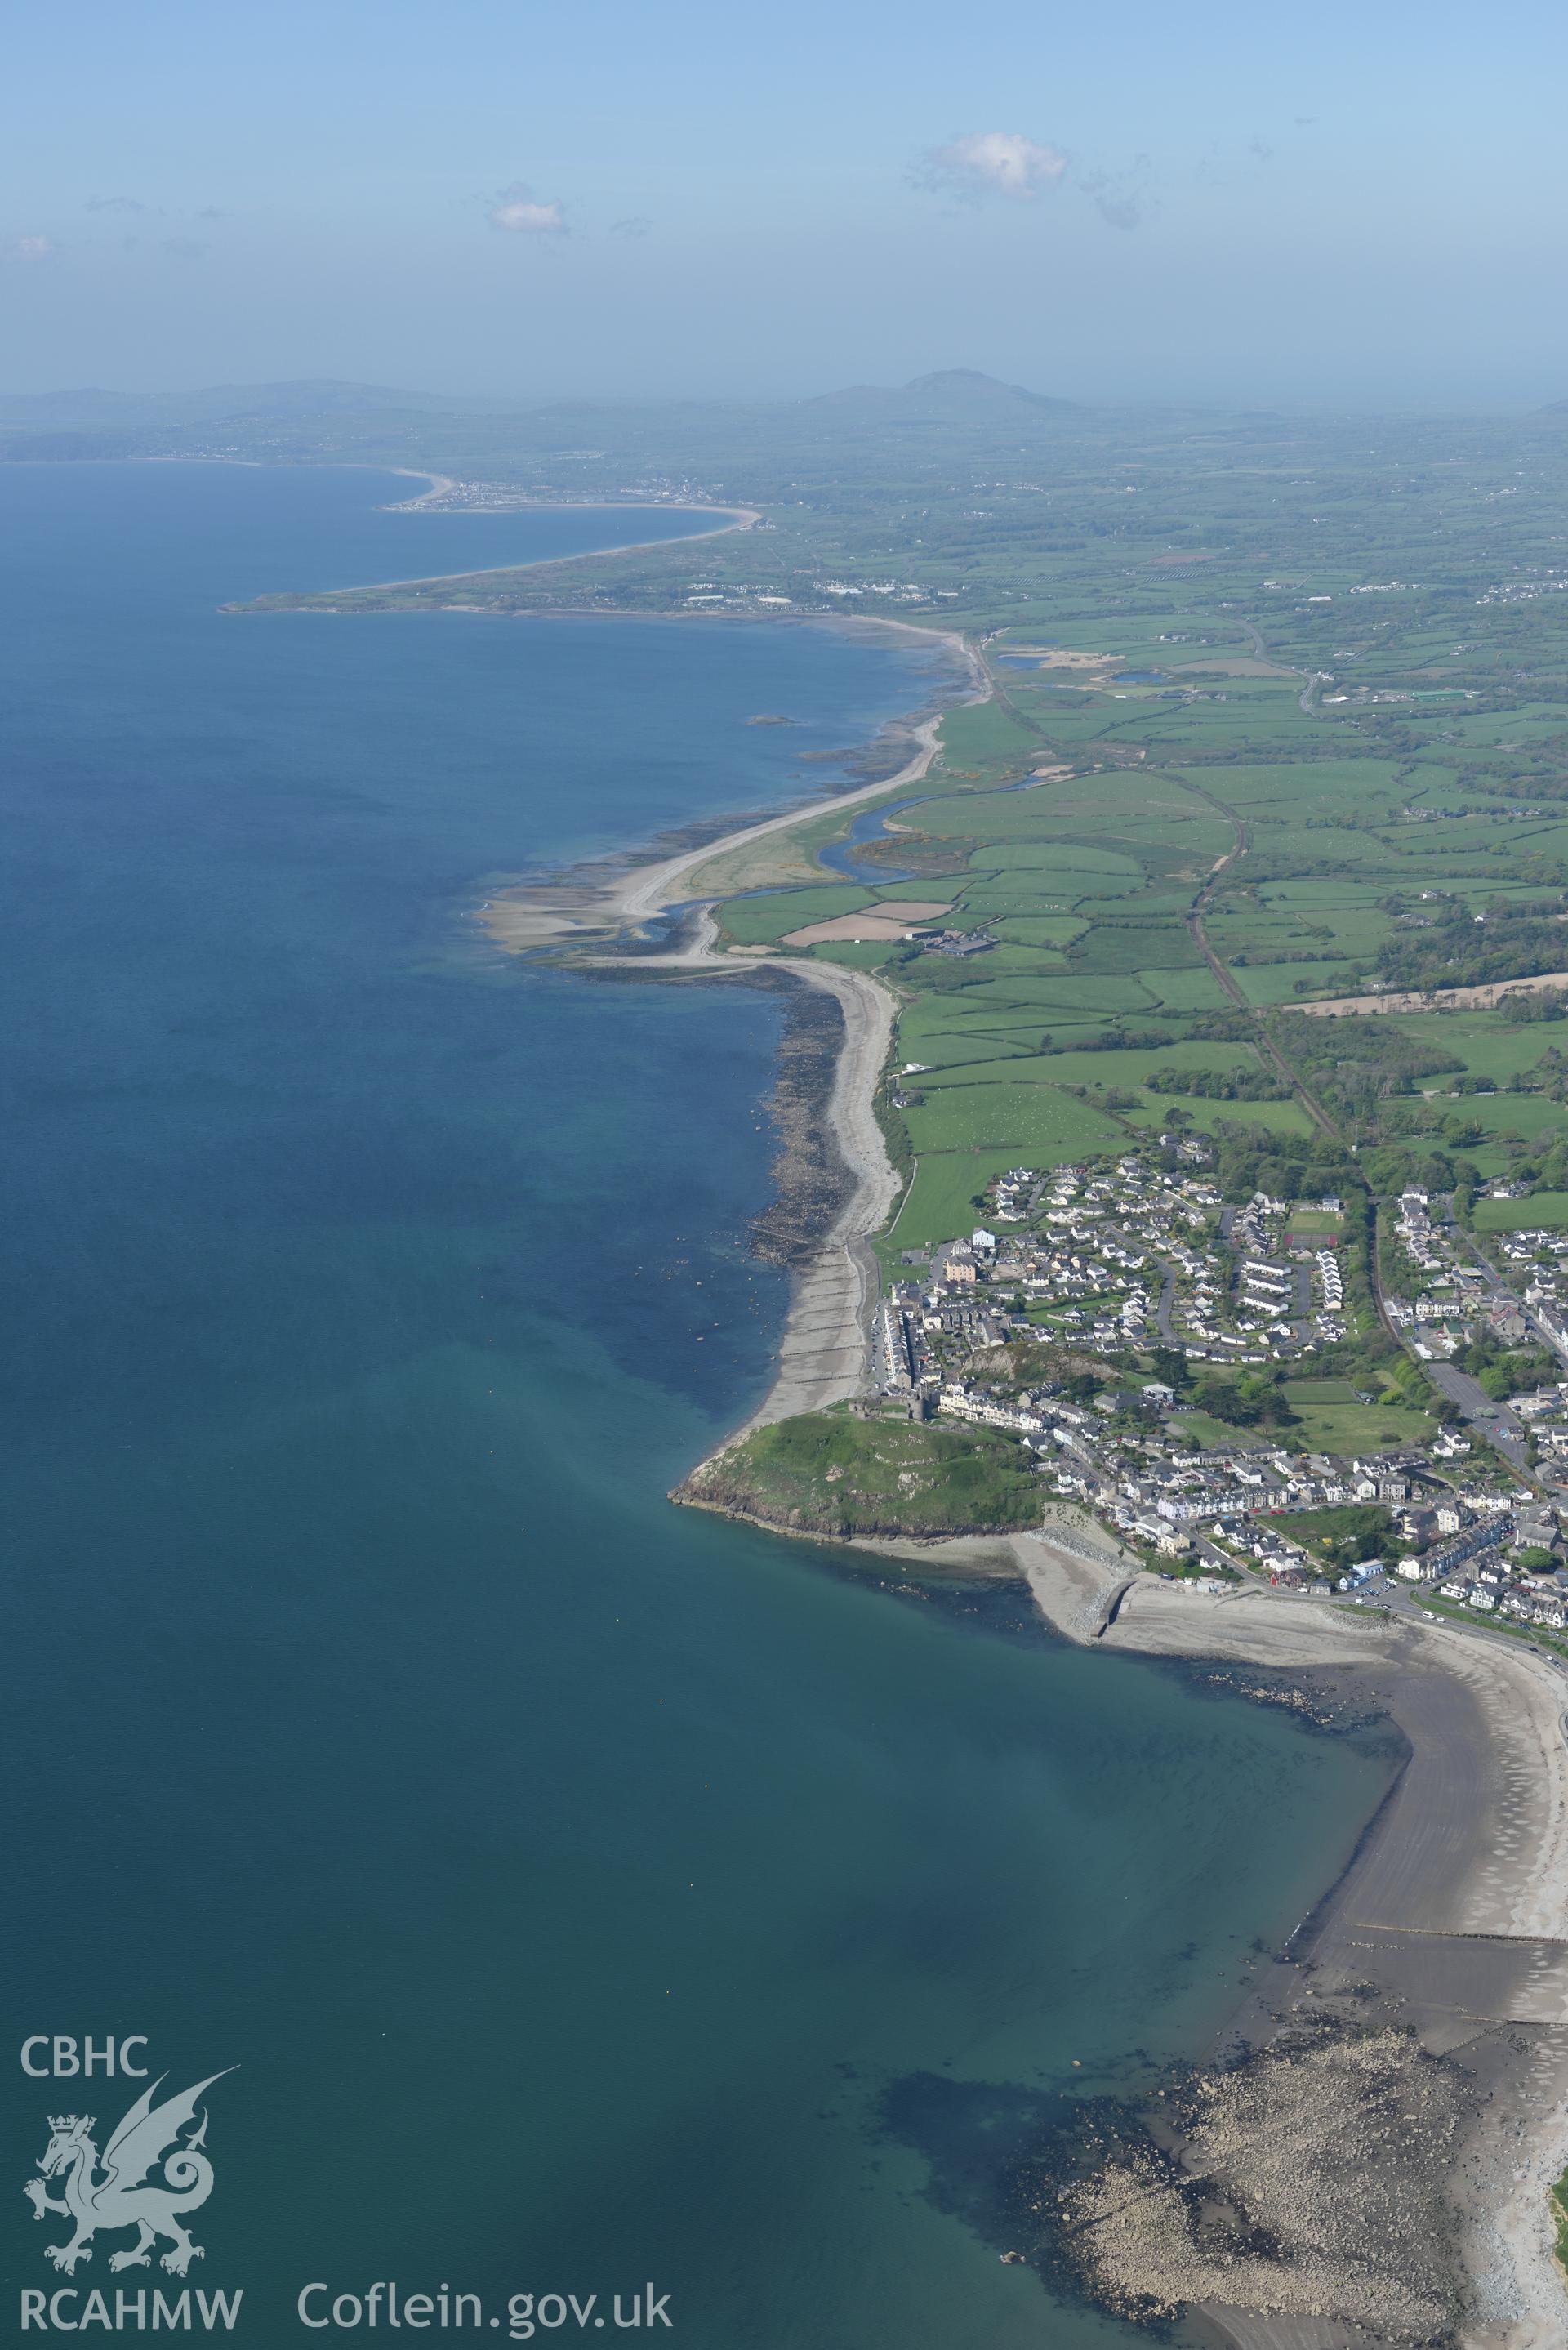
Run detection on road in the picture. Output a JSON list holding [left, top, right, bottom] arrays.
[[1184, 1537, 1568, 1679], [1367, 1197, 1548, 1488], [1425, 1360, 1532, 1474], [987, 622, 1342, 1149], [1446, 1223, 1568, 1492], [1239, 615, 1320, 714]]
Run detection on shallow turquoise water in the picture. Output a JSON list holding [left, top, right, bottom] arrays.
[[0, 465, 1389, 2345]]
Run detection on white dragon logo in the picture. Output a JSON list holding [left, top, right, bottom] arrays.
[[23, 2071, 233, 2277]]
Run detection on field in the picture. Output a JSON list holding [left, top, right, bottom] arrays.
[[1164, 1410, 1262, 1450], [901, 1082, 1126, 1158], [1474, 1191, 1568, 1232], [888, 1151, 1053, 1251], [1419, 1094, 1568, 1144], [1281, 1380, 1437, 1451]]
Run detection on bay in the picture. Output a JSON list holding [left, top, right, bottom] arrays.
[[0, 464, 1389, 2346]]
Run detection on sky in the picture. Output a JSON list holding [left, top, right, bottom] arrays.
[[4, 0, 1568, 408]]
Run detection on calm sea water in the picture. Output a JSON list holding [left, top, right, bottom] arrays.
[[0, 466, 1389, 2346]]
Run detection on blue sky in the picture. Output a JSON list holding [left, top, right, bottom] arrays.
[[4, 0, 1567, 404]]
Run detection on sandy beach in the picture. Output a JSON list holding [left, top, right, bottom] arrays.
[[380, 467, 458, 508], [277, 500, 762, 598], [478, 622, 987, 955], [488, 903, 906, 1430]]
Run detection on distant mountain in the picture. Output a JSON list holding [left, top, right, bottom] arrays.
[[0, 380, 484, 429], [804, 368, 1083, 420]]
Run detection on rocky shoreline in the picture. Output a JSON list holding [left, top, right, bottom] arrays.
[[741, 971, 857, 1269]]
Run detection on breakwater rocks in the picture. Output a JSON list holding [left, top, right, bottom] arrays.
[[1076, 2033, 1464, 2339], [1016, 2002, 1469, 2343]]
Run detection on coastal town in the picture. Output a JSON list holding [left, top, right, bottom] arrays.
[[867, 1152, 1568, 1638], [29, 0, 1568, 2334], [881, 1151, 1348, 1364]]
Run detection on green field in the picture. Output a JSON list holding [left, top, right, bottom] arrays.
[[888, 1152, 1052, 1250], [1474, 1191, 1568, 1232], [1418, 1093, 1568, 1141], [1121, 1094, 1316, 1140], [1281, 1382, 1437, 1451], [1165, 1410, 1262, 1450], [901, 1082, 1128, 1158], [917, 1041, 1258, 1091], [1235, 961, 1361, 1005], [1388, 1014, 1565, 1081], [716, 882, 874, 943], [1142, 966, 1232, 1012], [1285, 1377, 1365, 1406]]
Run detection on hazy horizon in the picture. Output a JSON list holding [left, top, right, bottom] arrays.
[[2, 369, 1566, 424], [6, 0, 1568, 409]]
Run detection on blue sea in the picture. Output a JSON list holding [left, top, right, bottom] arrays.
[[0, 466, 1390, 2346]]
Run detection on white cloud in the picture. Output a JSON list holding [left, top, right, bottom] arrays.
[[492, 198, 564, 234], [11, 234, 56, 259], [915, 131, 1067, 202], [488, 182, 567, 234]]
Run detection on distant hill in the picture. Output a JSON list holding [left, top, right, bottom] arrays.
[[803, 368, 1083, 420], [0, 371, 1088, 436]]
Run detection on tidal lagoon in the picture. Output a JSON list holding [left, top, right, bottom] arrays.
[[0, 465, 1392, 2345]]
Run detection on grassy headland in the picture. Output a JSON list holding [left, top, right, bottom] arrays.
[[675, 1407, 1040, 1540]]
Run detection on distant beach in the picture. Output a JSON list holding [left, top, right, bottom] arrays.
[[310, 479, 762, 595]]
